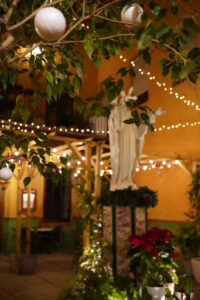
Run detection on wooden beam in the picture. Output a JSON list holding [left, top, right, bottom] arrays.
[[83, 143, 92, 249], [66, 141, 86, 167]]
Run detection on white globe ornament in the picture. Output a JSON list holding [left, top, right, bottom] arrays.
[[34, 7, 66, 41], [0, 167, 13, 181], [121, 3, 144, 27]]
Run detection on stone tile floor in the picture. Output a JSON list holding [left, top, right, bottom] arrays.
[[1, 253, 200, 300], [0, 253, 76, 300]]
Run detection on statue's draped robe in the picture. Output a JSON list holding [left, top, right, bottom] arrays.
[[108, 97, 152, 191], [109, 100, 138, 191]]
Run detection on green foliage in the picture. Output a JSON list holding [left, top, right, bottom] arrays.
[[0, 129, 72, 187], [99, 184, 158, 208], [175, 222, 200, 259], [176, 274, 193, 295], [129, 228, 179, 287]]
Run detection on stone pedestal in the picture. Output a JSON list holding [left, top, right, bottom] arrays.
[[103, 206, 147, 276]]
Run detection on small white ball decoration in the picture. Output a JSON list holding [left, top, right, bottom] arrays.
[[0, 167, 13, 181], [34, 7, 66, 41], [121, 3, 144, 26]]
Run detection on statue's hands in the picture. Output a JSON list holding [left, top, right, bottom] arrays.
[[155, 107, 166, 116]]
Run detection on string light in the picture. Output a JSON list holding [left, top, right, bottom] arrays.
[[0, 119, 107, 136], [154, 120, 200, 132], [121, 55, 200, 112]]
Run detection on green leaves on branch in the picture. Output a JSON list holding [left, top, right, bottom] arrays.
[[124, 106, 154, 131], [84, 34, 95, 59], [24, 176, 31, 187]]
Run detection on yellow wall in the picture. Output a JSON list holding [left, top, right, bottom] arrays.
[[4, 166, 44, 219], [137, 49, 200, 221]]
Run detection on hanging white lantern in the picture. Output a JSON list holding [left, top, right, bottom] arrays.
[[34, 7, 66, 41], [0, 167, 13, 181], [121, 3, 144, 26]]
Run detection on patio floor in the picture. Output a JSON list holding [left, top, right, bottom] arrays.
[[1, 253, 200, 300], [0, 253, 76, 300]]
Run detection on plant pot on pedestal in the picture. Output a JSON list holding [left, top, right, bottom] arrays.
[[146, 286, 166, 300], [191, 258, 200, 283], [100, 185, 158, 277]]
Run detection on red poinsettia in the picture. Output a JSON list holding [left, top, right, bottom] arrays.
[[129, 227, 180, 259]]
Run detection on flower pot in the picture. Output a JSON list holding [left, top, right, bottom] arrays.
[[20, 255, 37, 275], [146, 286, 166, 300], [175, 291, 194, 300], [191, 258, 200, 283]]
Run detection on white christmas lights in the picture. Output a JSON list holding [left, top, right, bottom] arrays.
[[122, 55, 200, 112]]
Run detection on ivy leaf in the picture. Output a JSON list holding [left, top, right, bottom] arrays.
[[117, 67, 128, 77], [46, 84, 52, 103], [94, 56, 101, 67], [139, 50, 151, 64], [23, 176, 31, 187], [74, 96, 84, 112], [138, 28, 153, 49], [188, 72, 198, 83], [157, 8, 167, 20], [73, 75, 82, 93], [124, 118, 135, 124], [17, 104, 30, 122], [179, 60, 199, 80], [159, 59, 170, 68], [149, 2, 161, 17], [36, 132, 48, 141], [171, 5, 179, 15], [129, 69, 136, 77], [183, 18, 200, 33], [84, 33, 94, 59], [116, 79, 124, 94], [162, 65, 171, 77], [73, 60, 84, 78], [47, 72, 54, 84], [188, 48, 200, 59]]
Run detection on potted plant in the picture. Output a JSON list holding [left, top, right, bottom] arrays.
[[129, 227, 180, 299], [175, 274, 194, 300], [175, 222, 200, 276]]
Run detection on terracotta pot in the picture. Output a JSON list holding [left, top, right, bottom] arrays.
[[191, 258, 200, 283], [175, 291, 194, 300], [146, 286, 166, 300]]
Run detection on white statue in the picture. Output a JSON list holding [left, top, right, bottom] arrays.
[[108, 87, 165, 191]]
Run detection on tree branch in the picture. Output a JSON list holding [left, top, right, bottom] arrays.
[[4, 0, 20, 24], [94, 14, 139, 27], [7, 42, 42, 65], [58, 0, 122, 42], [0, 33, 14, 50], [7, 0, 69, 32], [82, 0, 87, 17]]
